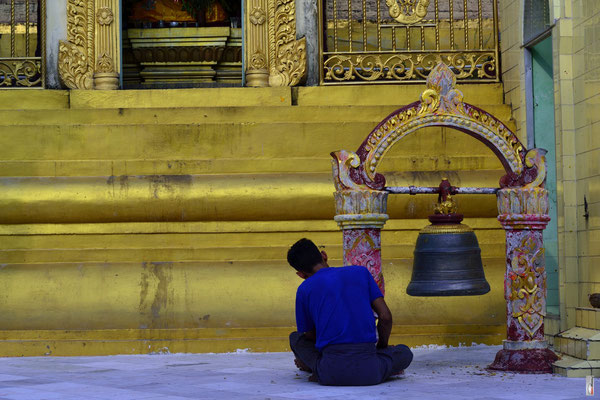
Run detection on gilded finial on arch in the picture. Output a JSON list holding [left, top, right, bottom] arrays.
[[418, 62, 466, 115]]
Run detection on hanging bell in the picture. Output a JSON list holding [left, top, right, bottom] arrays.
[[406, 179, 491, 297]]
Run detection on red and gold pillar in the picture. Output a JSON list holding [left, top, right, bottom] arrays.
[[489, 187, 558, 373], [333, 189, 388, 295]]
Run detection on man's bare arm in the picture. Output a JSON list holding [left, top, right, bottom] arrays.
[[372, 297, 393, 349]]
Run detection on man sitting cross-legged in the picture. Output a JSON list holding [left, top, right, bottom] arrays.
[[287, 238, 413, 386]]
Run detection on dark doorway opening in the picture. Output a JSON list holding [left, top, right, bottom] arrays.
[[121, 0, 242, 88]]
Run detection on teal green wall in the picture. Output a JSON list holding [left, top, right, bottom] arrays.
[[531, 36, 559, 315]]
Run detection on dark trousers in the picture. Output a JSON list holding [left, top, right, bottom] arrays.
[[289, 331, 413, 386]]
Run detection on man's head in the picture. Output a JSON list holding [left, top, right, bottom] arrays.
[[287, 238, 328, 279]]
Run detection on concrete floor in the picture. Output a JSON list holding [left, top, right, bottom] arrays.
[[0, 345, 588, 399]]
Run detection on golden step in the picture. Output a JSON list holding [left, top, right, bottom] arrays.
[[0, 217, 503, 235], [0, 156, 506, 177], [553, 354, 600, 378], [0, 258, 505, 330], [0, 123, 509, 160], [0, 325, 505, 356], [555, 327, 600, 360], [577, 307, 600, 330], [0, 104, 513, 125], [297, 83, 505, 106], [0, 172, 503, 223], [0, 89, 69, 110]]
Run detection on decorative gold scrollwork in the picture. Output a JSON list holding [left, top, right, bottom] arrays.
[[267, 0, 307, 86], [385, 0, 430, 24], [59, 0, 95, 89], [522, 149, 547, 189], [331, 150, 363, 191], [96, 53, 114, 73], [250, 50, 268, 70], [0, 59, 42, 87], [323, 52, 497, 84]]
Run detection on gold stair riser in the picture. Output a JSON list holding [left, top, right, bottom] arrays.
[[0, 328, 504, 357], [0, 157, 505, 177], [577, 308, 600, 330], [0, 124, 511, 161], [555, 336, 600, 360], [553, 365, 600, 378], [296, 84, 505, 106], [0, 325, 506, 340], [0, 174, 502, 224], [0, 247, 507, 263], [0, 85, 505, 110], [0, 260, 506, 331], [0, 218, 510, 235], [70, 87, 292, 108], [0, 229, 507, 250], [0, 105, 513, 125]]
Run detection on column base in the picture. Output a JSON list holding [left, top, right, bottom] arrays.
[[93, 72, 119, 90], [488, 348, 559, 373], [245, 69, 269, 87]]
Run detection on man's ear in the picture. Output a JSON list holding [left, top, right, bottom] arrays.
[[321, 250, 328, 263], [296, 271, 309, 280]]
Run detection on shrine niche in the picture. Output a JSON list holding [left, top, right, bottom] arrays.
[[122, 0, 242, 87], [58, 0, 306, 89], [330, 62, 558, 373]]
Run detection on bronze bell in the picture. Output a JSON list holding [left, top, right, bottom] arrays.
[[406, 179, 491, 297]]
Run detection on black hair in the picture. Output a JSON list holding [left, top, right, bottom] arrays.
[[287, 238, 323, 274]]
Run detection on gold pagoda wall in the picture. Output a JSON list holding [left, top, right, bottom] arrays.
[[0, 83, 511, 355], [0, 1, 517, 355]]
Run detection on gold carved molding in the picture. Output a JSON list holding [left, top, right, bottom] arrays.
[[58, 0, 95, 89], [93, 0, 120, 89], [59, 0, 120, 90], [59, 0, 303, 88], [245, 0, 270, 86], [267, 0, 306, 86], [245, 0, 306, 87], [385, 0, 430, 24]]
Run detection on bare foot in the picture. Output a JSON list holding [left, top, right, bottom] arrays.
[[391, 370, 404, 377], [308, 374, 318, 382], [294, 358, 312, 373]]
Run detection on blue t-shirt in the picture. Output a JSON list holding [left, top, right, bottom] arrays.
[[295, 265, 383, 351]]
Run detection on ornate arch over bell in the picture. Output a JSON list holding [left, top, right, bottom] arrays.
[[331, 61, 557, 373], [331, 63, 545, 192]]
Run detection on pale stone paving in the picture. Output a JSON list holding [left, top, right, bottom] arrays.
[[0, 345, 588, 399]]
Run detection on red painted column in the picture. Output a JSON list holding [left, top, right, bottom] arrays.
[[342, 228, 385, 294], [489, 188, 558, 373], [333, 190, 388, 295]]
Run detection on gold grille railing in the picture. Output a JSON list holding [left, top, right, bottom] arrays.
[[319, 0, 499, 84], [0, 0, 45, 88]]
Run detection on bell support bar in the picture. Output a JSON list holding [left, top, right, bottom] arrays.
[[385, 186, 498, 195]]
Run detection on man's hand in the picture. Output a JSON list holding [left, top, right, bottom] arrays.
[[372, 297, 392, 349]]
